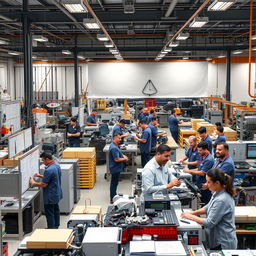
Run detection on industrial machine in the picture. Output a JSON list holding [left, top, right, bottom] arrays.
[[205, 109, 223, 124]]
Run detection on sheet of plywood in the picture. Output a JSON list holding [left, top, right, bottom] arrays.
[[27, 229, 73, 249]]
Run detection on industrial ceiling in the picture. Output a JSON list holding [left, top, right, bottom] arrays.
[[0, 0, 255, 60]]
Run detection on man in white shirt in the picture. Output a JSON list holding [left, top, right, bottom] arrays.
[[142, 144, 181, 198]]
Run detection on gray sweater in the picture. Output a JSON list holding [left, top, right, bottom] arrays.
[[203, 189, 237, 249]]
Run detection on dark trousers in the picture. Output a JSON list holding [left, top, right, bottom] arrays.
[[200, 189, 212, 205], [141, 152, 150, 167], [69, 142, 80, 147], [110, 172, 120, 201], [170, 130, 178, 143], [44, 203, 60, 229]]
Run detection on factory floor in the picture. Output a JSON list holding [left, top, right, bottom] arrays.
[[6, 130, 185, 255]]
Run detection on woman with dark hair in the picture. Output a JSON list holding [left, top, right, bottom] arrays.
[[181, 168, 237, 250]]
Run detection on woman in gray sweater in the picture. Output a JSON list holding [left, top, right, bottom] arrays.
[[181, 168, 237, 250]]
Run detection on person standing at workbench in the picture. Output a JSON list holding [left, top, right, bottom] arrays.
[[67, 117, 81, 147], [168, 109, 181, 143]]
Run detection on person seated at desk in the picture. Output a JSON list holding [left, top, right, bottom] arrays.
[[197, 126, 213, 154], [179, 135, 200, 182], [168, 109, 182, 143], [86, 109, 98, 126], [148, 117, 167, 150], [67, 117, 81, 147], [134, 120, 152, 167], [181, 168, 237, 250], [213, 142, 235, 180], [142, 144, 181, 199], [109, 133, 129, 203], [213, 126, 226, 156], [183, 141, 214, 204], [112, 119, 129, 144]]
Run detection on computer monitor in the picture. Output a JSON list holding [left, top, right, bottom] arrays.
[[58, 114, 66, 120], [246, 143, 256, 159]]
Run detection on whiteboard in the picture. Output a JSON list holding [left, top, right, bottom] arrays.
[[1, 101, 21, 133], [34, 113, 47, 128], [8, 128, 33, 158], [19, 146, 39, 194]]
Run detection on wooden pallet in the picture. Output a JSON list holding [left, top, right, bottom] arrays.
[[178, 129, 196, 148]]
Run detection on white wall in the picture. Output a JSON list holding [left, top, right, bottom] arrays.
[[0, 60, 254, 103]]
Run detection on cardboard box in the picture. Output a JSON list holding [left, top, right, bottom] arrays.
[[72, 205, 102, 222], [63, 147, 96, 159], [3, 155, 21, 167], [27, 229, 74, 249], [0, 151, 8, 166]]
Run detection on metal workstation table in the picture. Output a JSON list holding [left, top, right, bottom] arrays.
[[103, 144, 138, 181]]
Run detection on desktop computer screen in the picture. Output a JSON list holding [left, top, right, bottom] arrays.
[[247, 143, 256, 159]]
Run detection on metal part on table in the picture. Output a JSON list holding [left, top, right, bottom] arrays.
[[205, 109, 223, 125], [57, 159, 80, 204]]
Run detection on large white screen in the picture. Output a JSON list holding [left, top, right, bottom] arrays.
[[88, 62, 208, 98]]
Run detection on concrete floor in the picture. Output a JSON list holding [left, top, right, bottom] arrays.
[[5, 131, 185, 255]]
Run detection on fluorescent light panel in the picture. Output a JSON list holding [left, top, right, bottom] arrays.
[[83, 18, 100, 29], [8, 51, 20, 56], [252, 35, 256, 40], [208, 0, 236, 11], [62, 0, 87, 13], [233, 50, 242, 55], [62, 50, 72, 55], [77, 55, 85, 60], [183, 57, 189, 60], [189, 17, 209, 28], [206, 57, 212, 61], [33, 35, 48, 42], [164, 47, 172, 52], [97, 34, 109, 41], [177, 33, 190, 40], [104, 42, 114, 48], [0, 39, 9, 45], [169, 42, 179, 47]]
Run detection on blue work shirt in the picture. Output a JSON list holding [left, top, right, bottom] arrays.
[[148, 123, 158, 148], [148, 114, 154, 124], [168, 115, 179, 131], [214, 135, 226, 145], [108, 142, 125, 174], [112, 124, 124, 144], [140, 113, 149, 123], [137, 112, 145, 121], [201, 135, 213, 154], [185, 147, 200, 169], [42, 162, 63, 204], [140, 127, 152, 153], [203, 189, 237, 249], [87, 114, 96, 124], [67, 123, 81, 144], [213, 155, 235, 180], [197, 153, 214, 188]]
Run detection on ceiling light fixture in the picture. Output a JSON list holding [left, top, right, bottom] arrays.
[[233, 50, 243, 55], [208, 0, 236, 11], [77, 55, 85, 60], [61, 0, 88, 13], [110, 50, 119, 54], [169, 42, 179, 47], [0, 39, 9, 45], [176, 33, 190, 40], [62, 50, 72, 55], [8, 51, 20, 56], [97, 34, 109, 41], [83, 18, 100, 29], [252, 47, 256, 51], [218, 55, 226, 58], [164, 47, 172, 52], [32, 35, 48, 42], [183, 57, 189, 60], [252, 35, 256, 40], [206, 57, 212, 61], [104, 42, 114, 48], [189, 17, 209, 28]]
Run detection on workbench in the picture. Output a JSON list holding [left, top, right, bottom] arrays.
[[103, 144, 138, 181]]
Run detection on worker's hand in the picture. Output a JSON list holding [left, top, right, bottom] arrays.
[[183, 168, 191, 173], [202, 183, 209, 190], [67, 133, 72, 137], [167, 178, 181, 189], [181, 212, 193, 220], [96, 121, 100, 125], [29, 177, 35, 185], [124, 133, 129, 137], [123, 155, 129, 161], [34, 173, 41, 178]]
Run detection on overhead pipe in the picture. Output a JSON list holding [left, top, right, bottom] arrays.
[[158, 0, 212, 57], [165, 0, 178, 17], [248, 0, 255, 98]]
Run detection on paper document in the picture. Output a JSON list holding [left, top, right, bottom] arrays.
[[155, 241, 186, 256], [130, 241, 155, 255]]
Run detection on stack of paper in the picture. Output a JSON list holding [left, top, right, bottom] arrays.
[[155, 241, 186, 256], [130, 241, 155, 256]]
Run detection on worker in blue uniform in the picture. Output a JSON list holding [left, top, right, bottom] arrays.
[[184, 141, 214, 204], [213, 142, 235, 180], [112, 119, 129, 144], [179, 135, 200, 182], [136, 106, 144, 126], [135, 120, 152, 167], [109, 133, 129, 203], [86, 109, 98, 126], [168, 109, 181, 143], [213, 126, 226, 156], [67, 117, 81, 147], [148, 109, 157, 124], [148, 117, 167, 150], [29, 151, 63, 229], [198, 126, 213, 154]]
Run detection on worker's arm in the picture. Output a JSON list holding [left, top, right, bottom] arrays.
[[67, 132, 81, 137], [135, 137, 147, 143], [114, 156, 129, 162], [156, 131, 167, 137], [86, 122, 97, 126], [179, 156, 188, 163], [120, 133, 129, 138], [29, 177, 47, 188], [183, 168, 205, 176], [183, 160, 198, 166]]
